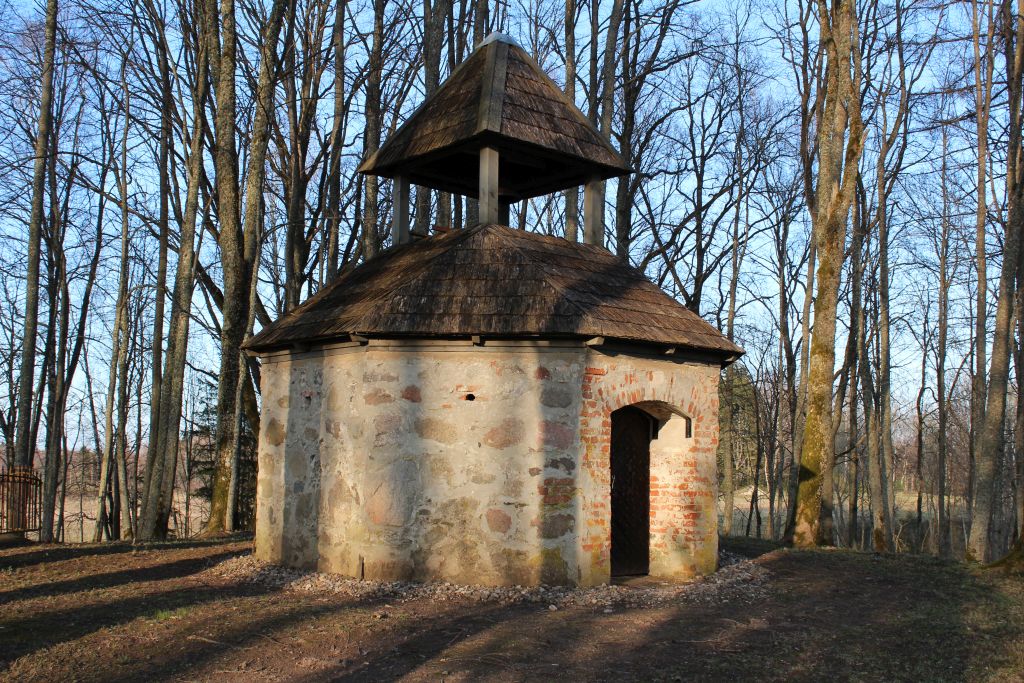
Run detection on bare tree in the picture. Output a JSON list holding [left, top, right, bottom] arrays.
[[138, 2, 212, 539], [11, 0, 58, 507], [792, 0, 865, 547], [205, 0, 290, 534], [973, 0, 1024, 564]]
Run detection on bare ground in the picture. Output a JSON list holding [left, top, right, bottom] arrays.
[[0, 536, 1021, 682]]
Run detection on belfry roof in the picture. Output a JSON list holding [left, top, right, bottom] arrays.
[[357, 33, 631, 200]]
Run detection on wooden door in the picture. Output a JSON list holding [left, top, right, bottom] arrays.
[[610, 406, 651, 577]]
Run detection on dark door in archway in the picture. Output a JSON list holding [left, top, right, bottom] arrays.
[[610, 406, 652, 577]]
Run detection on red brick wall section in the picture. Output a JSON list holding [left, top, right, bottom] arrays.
[[578, 356, 720, 583]]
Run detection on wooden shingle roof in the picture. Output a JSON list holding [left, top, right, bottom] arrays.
[[245, 224, 743, 360], [357, 34, 631, 201]]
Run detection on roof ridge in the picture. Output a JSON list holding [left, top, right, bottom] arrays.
[[476, 41, 508, 135]]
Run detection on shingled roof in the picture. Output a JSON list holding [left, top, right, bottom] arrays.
[[245, 224, 743, 360], [357, 34, 631, 200]]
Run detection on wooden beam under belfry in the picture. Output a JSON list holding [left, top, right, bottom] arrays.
[[583, 177, 603, 246], [479, 146, 500, 224], [392, 175, 410, 244]]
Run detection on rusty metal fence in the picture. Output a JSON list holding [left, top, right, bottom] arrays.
[[0, 466, 41, 534]]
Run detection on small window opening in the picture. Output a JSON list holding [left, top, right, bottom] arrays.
[[464, 393, 476, 401]]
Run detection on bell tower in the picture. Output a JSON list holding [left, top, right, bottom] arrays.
[[358, 33, 631, 248]]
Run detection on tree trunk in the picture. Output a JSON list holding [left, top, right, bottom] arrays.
[[784, 239, 814, 540], [92, 303, 126, 542], [937, 122, 951, 556], [12, 0, 58, 487], [972, 0, 1023, 564], [972, 232, 1019, 562], [564, 0, 578, 241], [227, 233, 262, 531], [148, 29, 172, 490], [139, 36, 210, 540], [859, 285, 889, 552], [792, 0, 864, 547], [613, 1, 633, 256], [114, 306, 133, 540], [595, 0, 623, 251], [40, 122, 80, 543], [115, 64, 135, 541], [204, 0, 288, 535], [970, 0, 995, 526], [915, 310, 929, 551], [362, 0, 385, 249], [877, 168, 897, 540], [326, 0, 347, 279]]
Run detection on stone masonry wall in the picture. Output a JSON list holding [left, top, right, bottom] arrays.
[[254, 342, 720, 587]]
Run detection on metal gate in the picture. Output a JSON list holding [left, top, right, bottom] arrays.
[[0, 466, 42, 534]]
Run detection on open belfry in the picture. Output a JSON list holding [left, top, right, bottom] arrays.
[[245, 34, 742, 586]]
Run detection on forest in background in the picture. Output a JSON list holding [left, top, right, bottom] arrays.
[[0, 0, 1021, 567]]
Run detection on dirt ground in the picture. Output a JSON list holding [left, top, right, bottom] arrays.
[[0, 537, 1021, 682]]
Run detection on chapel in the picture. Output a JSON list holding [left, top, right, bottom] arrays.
[[244, 33, 742, 586]]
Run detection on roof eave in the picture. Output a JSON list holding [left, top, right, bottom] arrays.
[[357, 136, 632, 198], [245, 330, 742, 361]]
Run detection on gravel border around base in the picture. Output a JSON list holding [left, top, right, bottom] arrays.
[[203, 550, 770, 610]]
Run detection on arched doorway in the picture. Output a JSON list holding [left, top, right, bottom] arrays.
[[610, 405, 655, 577]]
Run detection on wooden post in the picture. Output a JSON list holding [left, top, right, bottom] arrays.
[[392, 175, 410, 244], [499, 200, 511, 226], [583, 177, 603, 246], [479, 146, 500, 224]]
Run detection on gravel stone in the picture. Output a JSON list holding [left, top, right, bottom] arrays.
[[203, 549, 770, 610]]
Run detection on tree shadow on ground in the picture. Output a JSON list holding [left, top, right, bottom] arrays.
[[113, 594, 390, 682], [289, 603, 537, 682], [0, 538, 391, 683], [0, 549, 240, 605], [0, 536, 251, 572], [401, 600, 731, 681], [608, 550, 985, 682], [398, 550, 999, 682], [2, 540, 1019, 682], [720, 535, 785, 559], [0, 573, 269, 666]]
